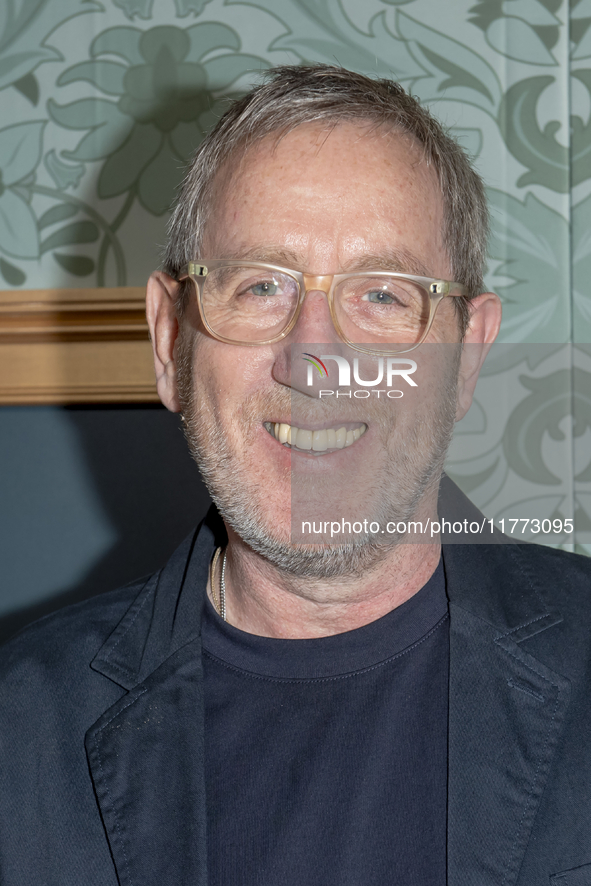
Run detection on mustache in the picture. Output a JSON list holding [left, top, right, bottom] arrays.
[[236, 387, 401, 427]]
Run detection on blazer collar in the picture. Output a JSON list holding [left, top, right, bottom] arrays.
[[90, 508, 224, 690]]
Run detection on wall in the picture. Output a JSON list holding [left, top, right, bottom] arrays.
[[0, 405, 211, 641]]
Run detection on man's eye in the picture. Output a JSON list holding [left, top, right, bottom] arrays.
[[364, 289, 395, 305], [250, 280, 279, 297]]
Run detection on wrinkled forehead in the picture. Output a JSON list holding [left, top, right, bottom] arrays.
[[201, 120, 445, 262]]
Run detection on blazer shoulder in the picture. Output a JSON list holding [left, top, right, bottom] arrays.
[[0, 574, 155, 685], [516, 542, 591, 592], [493, 542, 591, 625]]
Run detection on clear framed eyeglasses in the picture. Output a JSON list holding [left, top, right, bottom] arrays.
[[178, 260, 470, 355]]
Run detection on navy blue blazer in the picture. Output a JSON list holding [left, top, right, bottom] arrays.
[[2, 507, 591, 885]]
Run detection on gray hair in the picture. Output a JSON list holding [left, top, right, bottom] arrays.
[[164, 64, 489, 324]]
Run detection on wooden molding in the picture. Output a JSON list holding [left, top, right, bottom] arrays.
[[0, 287, 159, 404]]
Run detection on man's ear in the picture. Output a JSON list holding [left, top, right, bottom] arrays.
[[456, 292, 502, 421], [146, 271, 182, 412]]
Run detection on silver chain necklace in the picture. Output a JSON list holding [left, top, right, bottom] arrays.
[[219, 549, 227, 621], [210, 547, 227, 621]]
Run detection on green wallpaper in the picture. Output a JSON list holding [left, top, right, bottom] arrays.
[[2, 0, 591, 551]]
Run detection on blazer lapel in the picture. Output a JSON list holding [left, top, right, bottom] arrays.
[[85, 510, 226, 886], [445, 543, 571, 886], [86, 640, 207, 886]]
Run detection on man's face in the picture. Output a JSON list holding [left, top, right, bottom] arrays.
[[177, 122, 464, 576]]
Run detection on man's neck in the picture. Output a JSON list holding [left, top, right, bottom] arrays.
[[209, 529, 442, 639]]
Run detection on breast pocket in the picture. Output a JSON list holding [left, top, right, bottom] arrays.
[[551, 863, 591, 884]]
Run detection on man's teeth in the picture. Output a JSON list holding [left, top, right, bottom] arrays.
[[267, 422, 367, 451]]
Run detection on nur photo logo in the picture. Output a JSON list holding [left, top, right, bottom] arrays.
[[302, 353, 329, 379], [302, 353, 418, 398]]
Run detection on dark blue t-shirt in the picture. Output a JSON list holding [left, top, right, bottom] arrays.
[[202, 560, 449, 885]]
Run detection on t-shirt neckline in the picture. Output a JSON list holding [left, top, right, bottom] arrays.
[[201, 559, 447, 679]]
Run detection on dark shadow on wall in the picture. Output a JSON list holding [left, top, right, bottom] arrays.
[[0, 404, 212, 645]]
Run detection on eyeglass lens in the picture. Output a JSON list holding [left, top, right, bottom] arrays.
[[199, 265, 431, 346]]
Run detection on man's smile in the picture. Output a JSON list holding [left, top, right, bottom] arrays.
[[263, 421, 367, 453]]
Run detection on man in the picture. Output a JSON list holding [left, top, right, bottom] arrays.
[[1, 65, 591, 886]]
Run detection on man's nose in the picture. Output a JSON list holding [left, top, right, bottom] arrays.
[[288, 279, 340, 345], [272, 281, 342, 395]]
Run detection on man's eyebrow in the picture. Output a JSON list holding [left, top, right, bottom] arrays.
[[210, 245, 432, 276], [340, 249, 431, 276], [213, 245, 303, 267]]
